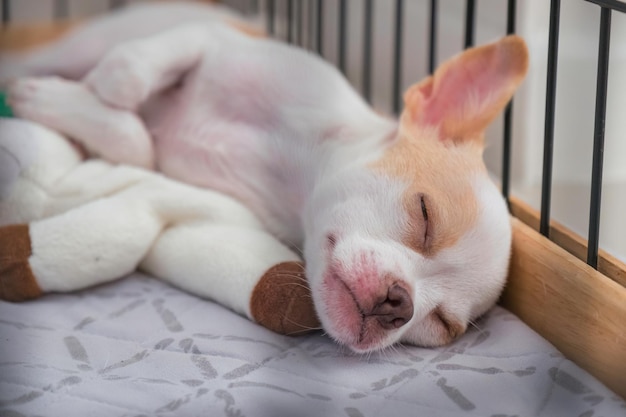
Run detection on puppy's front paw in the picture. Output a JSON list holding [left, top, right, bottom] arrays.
[[6, 77, 59, 124], [250, 261, 320, 335], [85, 44, 153, 111]]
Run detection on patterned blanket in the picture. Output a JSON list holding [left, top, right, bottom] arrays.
[[1, 273, 624, 416]]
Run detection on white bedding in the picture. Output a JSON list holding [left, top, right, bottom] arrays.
[[1, 272, 624, 417]]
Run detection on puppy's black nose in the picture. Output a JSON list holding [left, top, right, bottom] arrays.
[[369, 283, 414, 329]]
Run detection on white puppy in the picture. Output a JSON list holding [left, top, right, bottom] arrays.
[[0, 2, 528, 352]]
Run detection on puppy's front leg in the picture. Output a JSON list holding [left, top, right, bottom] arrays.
[[141, 223, 320, 335], [85, 25, 213, 111]]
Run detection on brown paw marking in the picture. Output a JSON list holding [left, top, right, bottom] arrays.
[[0, 224, 42, 301], [250, 261, 320, 335]]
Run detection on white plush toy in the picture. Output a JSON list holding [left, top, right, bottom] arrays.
[[0, 118, 318, 335]]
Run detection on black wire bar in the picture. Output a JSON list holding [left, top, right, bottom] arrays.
[[392, 0, 404, 114], [266, 0, 275, 35], [308, 0, 315, 50], [317, 0, 323, 55], [587, 7, 612, 268], [54, 0, 68, 19], [249, 0, 259, 15], [540, 0, 561, 237], [109, 0, 127, 9], [294, 0, 301, 45], [286, 0, 293, 44], [584, 0, 626, 13], [362, 0, 373, 102], [464, 0, 476, 48], [501, 0, 517, 205], [428, 0, 438, 74], [338, 0, 347, 73], [2, 0, 9, 24], [299, 0, 306, 48]]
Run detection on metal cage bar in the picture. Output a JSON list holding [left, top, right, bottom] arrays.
[[54, 0, 68, 19], [362, 0, 373, 102], [308, 0, 315, 50], [248, 0, 259, 15], [428, 0, 438, 74], [540, 0, 562, 237], [2, 0, 9, 24], [109, 0, 127, 9], [338, 0, 347, 73], [584, 0, 626, 13], [286, 0, 293, 44], [501, 0, 517, 205], [267, 0, 275, 35], [298, 0, 306, 47], [294, 0, 301, 45], [316, 0, 323, 55], [392, 0, 404, 114], [464, 0, 476, 49], [587, 7, 612, 268]]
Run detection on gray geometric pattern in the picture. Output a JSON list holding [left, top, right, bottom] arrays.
[[1, 273, 624, 417]]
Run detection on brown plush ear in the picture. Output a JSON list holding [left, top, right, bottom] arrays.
[[403, 35, 528, 145]]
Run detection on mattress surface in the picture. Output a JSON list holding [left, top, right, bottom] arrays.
[[1, 273, 624, 417]]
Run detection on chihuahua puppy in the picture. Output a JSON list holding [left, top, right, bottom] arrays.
[[1, 1, 528, 352]]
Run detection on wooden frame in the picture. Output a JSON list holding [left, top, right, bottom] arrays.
[[509, 196, 626, 288], [1, 19, 625, 400], [502, 209, 626, 398], [0, 21, 80, 51]]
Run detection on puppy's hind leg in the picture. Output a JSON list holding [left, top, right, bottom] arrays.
[[85, 24, 214, 111], [7, 76, 154, 169], [0, 1, 225, 83]]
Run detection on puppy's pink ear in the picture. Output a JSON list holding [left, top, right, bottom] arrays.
[[403, 35, 528, 145]]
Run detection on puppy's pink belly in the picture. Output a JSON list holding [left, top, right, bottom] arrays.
[[155, 136, 260, 197], [150, 122, 293, 231]]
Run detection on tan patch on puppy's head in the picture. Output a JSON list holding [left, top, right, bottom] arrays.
[[374, 128, 484, 256], [372, 35, 529, 256]]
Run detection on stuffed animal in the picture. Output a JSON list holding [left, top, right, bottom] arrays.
[[0, 117, 320, 336]]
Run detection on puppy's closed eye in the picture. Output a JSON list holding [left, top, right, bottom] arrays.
[[404, 193, 433, 254], [419, 193, 431, 248], [431, 307, 465, 344]]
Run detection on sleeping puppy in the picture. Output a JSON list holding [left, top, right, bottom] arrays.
[[1, 2, 528, 352]]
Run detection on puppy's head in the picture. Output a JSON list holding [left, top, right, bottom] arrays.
[[305, 36, 528, 352]]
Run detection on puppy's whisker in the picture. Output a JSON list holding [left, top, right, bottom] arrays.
[[468, 319, 485, 334], [273, 279, 310, 290], [279, 237, 304, 257], [273, 272, 308, 283], [281, 284, 313, 299], [283, 317, 322, 334]]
